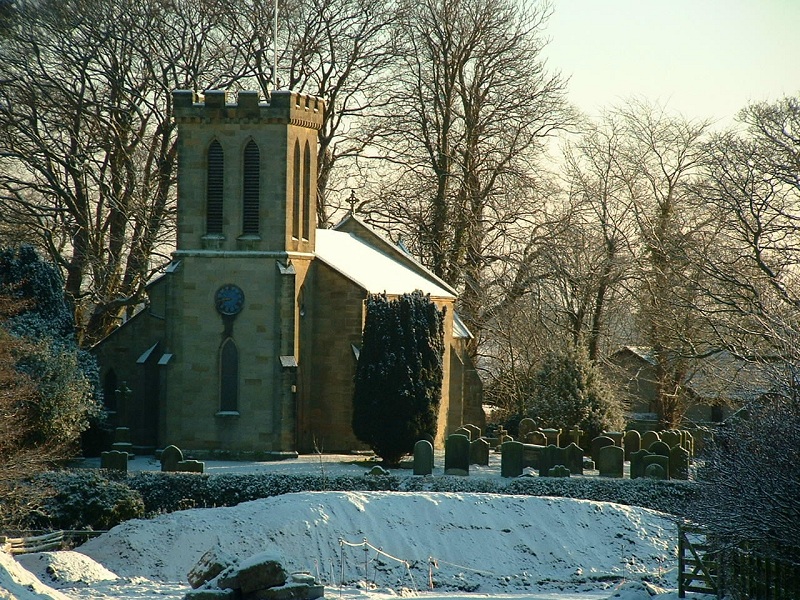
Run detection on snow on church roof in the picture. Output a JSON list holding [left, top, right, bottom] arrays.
[[314, 228, 456, 299]]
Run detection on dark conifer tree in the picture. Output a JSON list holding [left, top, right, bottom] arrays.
[[352, 291, 445, 465]]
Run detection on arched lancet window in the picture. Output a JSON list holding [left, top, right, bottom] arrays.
[[292, 141, 301, 239], [302, 141, 311, 240], [219, 337, 239, 412], [206, 140, 224, 234], [103, 369, 118, 412], [242, 140, 260, 235]]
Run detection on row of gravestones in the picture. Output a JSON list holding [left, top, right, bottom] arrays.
[[517, 421, 694, 460], [413, 423, 693, 480], [100, 443, 204, 474]]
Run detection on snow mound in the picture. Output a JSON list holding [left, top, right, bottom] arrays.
[[15, 551, 118, 588], [0, 551, 70, 600], [77, 491, 678, 593]]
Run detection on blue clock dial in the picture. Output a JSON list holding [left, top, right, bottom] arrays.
[[215, 284, 244, 316]]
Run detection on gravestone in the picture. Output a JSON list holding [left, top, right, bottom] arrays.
[[623, 430, 641, 461], [161, 444, 184, 472], [669, 445, 690, 480], [528, 431, 547, 446], [567, 428, 584, 448], [641, 430, 660, 451], [454, 426, 473, 441], [541, 428, 561, 447], [463, 424, 482, 440], [111, 427, 134, 455], [604, 431, 624, 447], [597, 445, 624, 478], [496, 426, 509, 445], [518, 418, 537, 441], [444, 434, 470, 475], [501, 441, 524, 478], [683, 431, 694, 456], [629, 449, 652, 480], [470, 438, 490, 466], [649, 440, 671, 457], [100, 450, 128, 472], [413, 440, 434, 475], [661, 430, 682, 448], [590, 435, 615, 464], [642, 454, 670, 480], [548, 465, 570, 477], [539, 443, 583, 477], [522, 443, 545, 469], [177, 460, 205, 473]]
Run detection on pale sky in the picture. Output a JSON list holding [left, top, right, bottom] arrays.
[[543, 0, 800, 126]]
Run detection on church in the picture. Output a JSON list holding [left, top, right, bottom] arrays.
[[92, 89, 483, 458]]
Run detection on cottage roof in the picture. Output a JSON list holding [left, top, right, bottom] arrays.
[[315, 228, 456, 299]]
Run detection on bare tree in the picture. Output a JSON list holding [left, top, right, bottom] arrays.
[[609, 101, 715, 427], [698, 96, 800, 368], [363, 0, 570, 353]]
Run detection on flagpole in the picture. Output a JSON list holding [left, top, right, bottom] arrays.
[[273, 0, 278, 90]]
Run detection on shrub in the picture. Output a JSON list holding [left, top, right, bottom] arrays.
[[352, 292, 445, 465], [527, 346, 624, 441], [35, 470, 144, 530]]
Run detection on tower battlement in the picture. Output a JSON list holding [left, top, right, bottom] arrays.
[[173, 89, 324, 130]]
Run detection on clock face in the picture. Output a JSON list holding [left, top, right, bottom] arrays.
[[215, 284, 245, 316]]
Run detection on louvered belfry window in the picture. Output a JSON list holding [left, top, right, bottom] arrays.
[[206, 140, 224, 234], [302, 141, 311, 240], [242, 140, 260, 235], [292, 141, 301, 239]]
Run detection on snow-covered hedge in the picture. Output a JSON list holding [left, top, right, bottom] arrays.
[[34, 470, 698, 530]]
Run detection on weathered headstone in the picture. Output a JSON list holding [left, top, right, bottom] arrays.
[[496, 426, 509, 445], [111, 427, 134, 455], [518, 418, 537, 441], [623, 430, 641, 461], [413, 439, 434, 475], [548, 465, 570, 477], [463, 424, 482, 440], [541, 428, 561, 447], [629, 449, 652, 480], [597, 445, 624, 478], [454, 426, 473, 441], [641, 430, 660, 451], [444, 434, 470, 475], [642, 454, 670, 480], [539, 443, 584, 477], [100, 450, 128, 472], [528, 431, 547, 446], [661, 430, 682, 448], [683, 430, 695, 457], [470, 438, 490, 466], [522, 443, 544, 469], [177, 460, 205, 473], [161, 444, 184, 472], [567, 427, 584, 448], [649, 440, 671, 457], [669, 445, 690, 480], [501, 440, 524, 478], [604, 431, 624, 447], [590, 435, 615, 464]]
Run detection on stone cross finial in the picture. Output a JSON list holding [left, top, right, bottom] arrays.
[[347, 190, 357, 214]]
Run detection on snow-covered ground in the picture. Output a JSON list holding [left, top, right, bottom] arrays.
[[0, 455, 712, 600]]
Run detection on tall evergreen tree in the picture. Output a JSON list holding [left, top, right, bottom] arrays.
[[352, 291, 445, 465], [528, 346, 623, 441]]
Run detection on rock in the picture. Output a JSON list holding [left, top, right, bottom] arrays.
[[188, 547, 238, 589], [185, 588, 238, 600], [237, 552, 287, 594], [246, 583, 324, 600]]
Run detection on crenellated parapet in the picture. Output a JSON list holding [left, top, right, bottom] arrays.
[[173, 89, 324, 130]]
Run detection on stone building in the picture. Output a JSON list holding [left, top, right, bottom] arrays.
[[92, 89, 483, 457]]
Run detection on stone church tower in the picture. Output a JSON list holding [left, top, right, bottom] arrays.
[[165, 89, 324, 453], [92, 88, 483, 457]]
